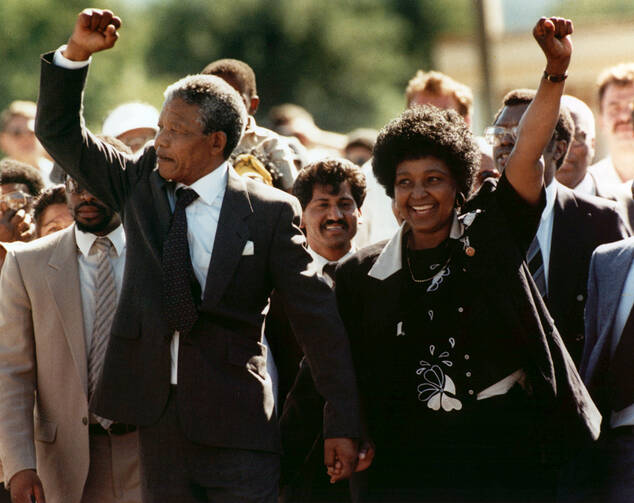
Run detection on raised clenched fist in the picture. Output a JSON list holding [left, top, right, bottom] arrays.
[[63, 8, 122, 61], [533, 17, 573, 76]]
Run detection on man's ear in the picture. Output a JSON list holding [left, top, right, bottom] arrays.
[[552, 138, 569, 164], [208, 131, 227, 157], [249, 96, 260, 116]]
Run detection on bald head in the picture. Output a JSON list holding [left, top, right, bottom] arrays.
[[558, 95, 596, 189]]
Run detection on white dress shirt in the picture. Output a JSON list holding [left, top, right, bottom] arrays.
[[609, 260, 634, 428], [589, 156, 630, 187], [572, 172, 597, 197], [75, 224, 126, 355], [167, 163, 228, 384], [535, 179, 558, 288], [307, 246, 356, 288]]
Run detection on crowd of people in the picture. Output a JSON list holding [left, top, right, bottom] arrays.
[[0, 8, 632, 503]]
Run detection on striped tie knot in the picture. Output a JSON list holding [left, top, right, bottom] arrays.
[[91, 236, 115, 257]]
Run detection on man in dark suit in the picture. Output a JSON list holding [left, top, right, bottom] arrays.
[[487, 89, 629, 364], [34, 8, 360, 503], [271, 159, 369, 502]]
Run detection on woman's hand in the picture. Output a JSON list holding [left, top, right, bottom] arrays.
[[533, 17, 573, 76]]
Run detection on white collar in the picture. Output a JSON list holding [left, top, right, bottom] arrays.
[[307, 246, 356, 271], [368, 211, 464, 280], [572, 172, 596, 196], [542, 178, 559, 222], [75, 223, 126, 258], [176, 161, 229, 206]]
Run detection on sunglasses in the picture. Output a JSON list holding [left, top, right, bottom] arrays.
[[483, 126, 520, 147]]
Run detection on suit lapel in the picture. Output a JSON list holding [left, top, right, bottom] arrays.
[[45, 225, 88, 393], [149, 169, 173, 241], [200, 169, 253, 309], [548, 187, 586, 314], [598, 245, 634, 343]]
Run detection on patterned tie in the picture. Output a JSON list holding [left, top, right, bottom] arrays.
[[527, 236, 547, 298], [607, 305, 634, 412], [162, 188, 200, 336], [88, 236, 117, 429]]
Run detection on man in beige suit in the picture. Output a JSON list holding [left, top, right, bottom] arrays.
[[0, 173, 141, 503]]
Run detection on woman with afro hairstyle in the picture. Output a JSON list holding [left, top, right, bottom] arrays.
[[333, 18, 599, 502]]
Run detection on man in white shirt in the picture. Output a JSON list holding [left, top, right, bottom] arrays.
[[35, 9, 360, 503], [488, 88, 628, 364], [576, 237, 634, 503], [557, 95, 606, 196], [589, 63, 634, 186], [276, 159, 368, 502], [0, 172, 141, 503]]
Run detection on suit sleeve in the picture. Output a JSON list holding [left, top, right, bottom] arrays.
[[268, 199, 360, 439], [35, 52, 145, 213], [0, 251, 37, 487]]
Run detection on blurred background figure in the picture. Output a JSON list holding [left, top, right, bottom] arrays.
[[0, 158, 44, 270], [202, 59, 298, 191], [232, 153, 273, 186], [558, 95, 603, 196], [590, 63, 634, 186], [473, 136, 500, 192], [101, 102, 159, 153], [32, 185, 73, 238], [0, 101, 54, 185], [405, 70, 474, 125], [0, 159, 43, 244], [269, 103, 346, 161], [344, 128, 376, 167]]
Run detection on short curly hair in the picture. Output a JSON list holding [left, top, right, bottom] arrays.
[[293, 158, 367, 210], [164, 74, 246, 159], [201, 59, 258, 100], [33, 184, 67, 232], [372, 106, 478, 199], [0, 158, 44, 196]]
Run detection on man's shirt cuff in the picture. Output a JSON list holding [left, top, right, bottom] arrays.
[[53, 45, 91, 69]]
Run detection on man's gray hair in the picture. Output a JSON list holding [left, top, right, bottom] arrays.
[[163, 74, 247, 158]]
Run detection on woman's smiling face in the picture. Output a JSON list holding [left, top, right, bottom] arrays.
[[394, 156, 457, 249]]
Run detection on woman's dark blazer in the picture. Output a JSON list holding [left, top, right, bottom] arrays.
[[335, 176, 601, 458]]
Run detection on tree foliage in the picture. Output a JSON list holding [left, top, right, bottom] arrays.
[[1, 0, 444, 132]]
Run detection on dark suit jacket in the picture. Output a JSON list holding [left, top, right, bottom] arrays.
[[547, 185, 629, 364], [35, 53, 360, 454], [336, 177, 601, 462]]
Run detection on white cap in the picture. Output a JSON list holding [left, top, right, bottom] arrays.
[[101, 102, 160, 138]]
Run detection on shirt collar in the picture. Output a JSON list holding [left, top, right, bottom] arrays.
[[307, 246, 357, 271], [75, 223, 126, 258], [368, 210, 463, 280], [176, 161, 229, 206], [573, 172, 596, 196], [542, 178, 559, 222]]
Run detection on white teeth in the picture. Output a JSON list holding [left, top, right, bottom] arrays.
[[411, 204, 434, 212]]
